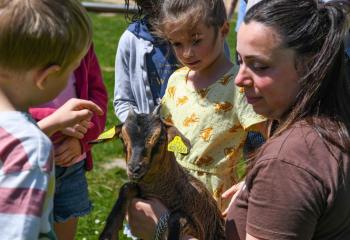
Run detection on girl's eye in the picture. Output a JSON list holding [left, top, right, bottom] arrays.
[[172, 42, 181, 48], [192, 38, 201, 45]]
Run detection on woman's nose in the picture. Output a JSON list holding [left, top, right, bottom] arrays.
[[235, 65, 253, 87]]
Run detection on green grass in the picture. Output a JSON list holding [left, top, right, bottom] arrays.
[[76, 12, 238, 239], [76, 13, 129, 240]]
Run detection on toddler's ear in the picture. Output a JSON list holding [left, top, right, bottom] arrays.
[[220, 21, 230, 38], [35, 65, 61, 90]]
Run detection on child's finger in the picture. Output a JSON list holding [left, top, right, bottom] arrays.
[[54, 143, 69, 156], [80, 119, 90, 128], [222, 181, 244, 199], [55, 153, 74, 165], [61, 128, 84, 139], [69, 99, 104, 116], [74, 124, 88, 134], [221, 185, 238, 199]]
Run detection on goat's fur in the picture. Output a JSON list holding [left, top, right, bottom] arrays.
[[95, 107, 225, 240]]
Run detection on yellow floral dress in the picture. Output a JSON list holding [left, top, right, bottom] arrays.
[[161, 66, 265, 210]]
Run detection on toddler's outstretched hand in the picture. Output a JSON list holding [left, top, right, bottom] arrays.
[[38, 98, 103, 136], [61, 119, 90, 139]]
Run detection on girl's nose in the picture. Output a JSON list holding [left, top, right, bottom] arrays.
[[183, 46, 194, 58], [235, 65, 253, 87]]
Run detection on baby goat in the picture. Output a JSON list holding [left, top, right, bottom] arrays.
[[93, 107, 225, 240]]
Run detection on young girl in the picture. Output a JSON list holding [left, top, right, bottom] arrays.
[[29, 45, 108, 240], [153, 0, 266, 211], [113, 0, 180, 122]]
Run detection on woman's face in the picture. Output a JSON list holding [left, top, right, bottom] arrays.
[[235, 21, 301, 120]]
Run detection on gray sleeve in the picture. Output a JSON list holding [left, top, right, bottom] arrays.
[[113, 31, 137, 122], [246, 0, 262, 11]]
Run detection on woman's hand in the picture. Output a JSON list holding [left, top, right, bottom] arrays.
[[222, 181, 245, 218], [127, 198, 168, 240], [127, 198, 198, 240]]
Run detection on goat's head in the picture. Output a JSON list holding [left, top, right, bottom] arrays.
[[92, 106, 191, 181]]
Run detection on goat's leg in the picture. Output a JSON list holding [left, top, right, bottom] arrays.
[[99, 182, 140, 240], [167, 211, 188, 240]]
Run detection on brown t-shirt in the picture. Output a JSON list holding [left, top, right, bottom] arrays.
[[226, 122, 350, 240]]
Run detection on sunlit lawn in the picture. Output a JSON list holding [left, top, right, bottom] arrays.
[[76, 12, 237, 239]]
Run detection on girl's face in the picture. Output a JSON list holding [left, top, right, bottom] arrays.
[[166, 21, 228, 74], [235, 21, 300, 120]]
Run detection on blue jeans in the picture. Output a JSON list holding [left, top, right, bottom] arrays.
[[54, 160, 92, 222]]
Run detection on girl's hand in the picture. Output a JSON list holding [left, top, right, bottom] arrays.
[[54, 137, 83, 167], [222, 181, 245, 218], [127, 198, 168, 240], [60, 119, 90, 139]]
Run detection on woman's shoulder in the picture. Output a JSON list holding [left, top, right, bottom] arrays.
[[259, 122, 324, 160], [257, 121, 344, 173]]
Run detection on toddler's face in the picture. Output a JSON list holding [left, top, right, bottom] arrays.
[[166, 22, 227, 73]]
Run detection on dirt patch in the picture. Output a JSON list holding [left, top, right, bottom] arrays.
[[101, 158, 127, 170]]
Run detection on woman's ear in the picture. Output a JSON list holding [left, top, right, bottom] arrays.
[[35, 65, 61, 90]]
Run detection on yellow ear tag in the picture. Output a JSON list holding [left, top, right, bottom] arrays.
[[167, 136, 188, 154], [89, 127, 116, 144], [98, 127, 116, 140]]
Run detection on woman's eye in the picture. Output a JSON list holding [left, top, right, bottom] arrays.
[[251, 62, 269, 71], [235, 55, 242, 65]]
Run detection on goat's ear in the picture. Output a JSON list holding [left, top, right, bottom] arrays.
[[89, 124, 123, 145], [163, 120, 191, 155]]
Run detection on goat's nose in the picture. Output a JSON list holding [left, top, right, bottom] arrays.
[[129, 163, 142, 174]]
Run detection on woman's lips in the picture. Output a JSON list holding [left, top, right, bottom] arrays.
[[246, 95, 262, 104]]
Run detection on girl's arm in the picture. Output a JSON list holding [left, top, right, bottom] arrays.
[[113, 31, 137, 122], [78, 45, 108, 153]]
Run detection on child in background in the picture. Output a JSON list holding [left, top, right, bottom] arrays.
[[113, 0, 180, 122], [30, 45, 108, 240], [0, 0, 103, 239], [155, 0, 266, 211]]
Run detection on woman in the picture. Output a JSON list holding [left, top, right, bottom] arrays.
[[126, 0, 350, 239], [227, 0, 350, 239]]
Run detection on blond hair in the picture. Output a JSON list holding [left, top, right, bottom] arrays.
[[0, 0, 92, 73]]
